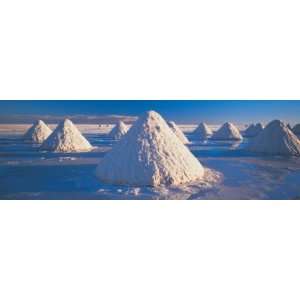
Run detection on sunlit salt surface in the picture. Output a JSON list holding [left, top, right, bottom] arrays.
[[1, 128, 300, 200]]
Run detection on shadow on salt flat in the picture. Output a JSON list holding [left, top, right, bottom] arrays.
[[0, 162, 222, 200]]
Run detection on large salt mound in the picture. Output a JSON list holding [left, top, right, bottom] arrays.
[[96, 110, 205, 186], [247, 120, 300, 156], [193, 122, 212, 139], [292, 123, 300, 135], [24, 120, 52, 143], [108, 121, 129, 139], [40, 119, 93, 152], [243, 123, 264, 137], [211, 122, 243, 140], [167, 121, 189, 144]]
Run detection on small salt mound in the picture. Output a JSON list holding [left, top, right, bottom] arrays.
[[108, 121, 129, 139], [287, 123, 292, 131], [247, 120, 300, 156], [292, 123, 300, 135], [24, 120, 52, 143], [244, 123, 264, 137], [167, 121, 189, 144], [40, 119, 93, 152], [96, 110, 205, 186], [193, 122, 212, 139], [211, 122, 243, 140]]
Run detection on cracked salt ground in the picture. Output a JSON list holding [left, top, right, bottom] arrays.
[[1, 128, 300, 199]]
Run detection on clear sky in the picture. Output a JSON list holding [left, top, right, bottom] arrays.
[[0, 100, 299, 124]]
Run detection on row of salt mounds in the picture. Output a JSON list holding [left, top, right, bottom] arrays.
[[24, 120, 52, 143], [40, 119, 93, 152], [293, 123, 300, 135], [243, 123, 264, 137], [211, 122, 243, 140], [167, 121, 189, 144], [108, 121, 129, 139], [193, 122, 212, 139], [96, 111, 205, 186], [247, 120, 300, 156]]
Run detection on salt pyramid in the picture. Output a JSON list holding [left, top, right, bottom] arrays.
[[167, 121, 189, 144], [193, 122, 212, 139], [243, 123, 264, 137], [292, 123, 300, 135], [247, 120, 300, 156], [108, 121, 129, 139], [40, 119, 93, 152], [211, 122, 243, 140], [96, 111, 205, 186], [24, 120, 52, 143]]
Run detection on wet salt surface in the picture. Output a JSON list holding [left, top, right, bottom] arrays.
[[0, 132, 300, 199]]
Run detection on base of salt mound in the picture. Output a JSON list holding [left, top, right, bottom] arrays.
[[152, 167, 222, 195], [96, 168, 222, 199]]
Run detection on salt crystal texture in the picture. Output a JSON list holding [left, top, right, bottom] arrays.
[[96, 111, 205, 186], [292, 123, 300, 135], [211, 122, 243, 140], [167, 121, 189, 144], [247, 120, 300, 156], [193, 122, 212, 139], [40, 119, 93, 152], [243, 123, 264, 137], [24, 120, 52, 143], [108, 121, 129, 139]]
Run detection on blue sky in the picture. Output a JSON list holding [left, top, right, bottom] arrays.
[[0, 100, 299, 124]]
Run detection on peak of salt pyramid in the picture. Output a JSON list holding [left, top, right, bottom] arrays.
[[24, 120, 52, 143], [244, 123, 264, 137], [96, 111, 205, 186], [40, 119, 93, 152], [108, 121, 129, 139], [211, 122, 243, 140], [167, 121, 189, 144], [193, 122, 212, 139], [247, 120, 300, 156]]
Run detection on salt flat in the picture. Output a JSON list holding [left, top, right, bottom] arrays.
[[0, 124, 300, 200]]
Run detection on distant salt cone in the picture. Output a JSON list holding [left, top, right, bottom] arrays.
[[244, 123, 264, 137], [287, 123, 292, 131], [247, 120, 300, 156], [292, 123, 300, 135], [40, 119, 93, 152], [167, 121, 189, 144], [193, 122, 212, 139], [108, 121, 129, 139], [211, 122, 243, 140], [96, 111, 205, 186], [24, 120, 52, 143]]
